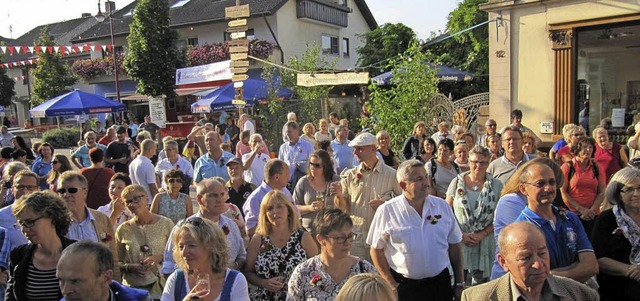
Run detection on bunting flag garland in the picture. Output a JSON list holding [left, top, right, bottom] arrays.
[[0, 43, 115, 69], [11, 76, 26, 82]]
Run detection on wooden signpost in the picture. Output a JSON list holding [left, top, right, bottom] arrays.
[[225, 2, 250, 110]]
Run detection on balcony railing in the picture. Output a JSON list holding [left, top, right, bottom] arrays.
[[296, 0, 351, 28]]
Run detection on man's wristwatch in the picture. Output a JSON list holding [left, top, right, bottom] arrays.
[[455, 282, 465, 288]]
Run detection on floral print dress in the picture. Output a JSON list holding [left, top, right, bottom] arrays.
[[251, 228, 308, 301], [286, 255, 377, 301]]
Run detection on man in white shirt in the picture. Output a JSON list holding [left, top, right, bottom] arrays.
[[367, 159, 464, 301], [476, 119, 498, 147], [242, 134, 269, 186], [239, 113, 255, 135], [155, 140, 193, 191], [282, 112, 297, 142], [129, 139, 159, 205]]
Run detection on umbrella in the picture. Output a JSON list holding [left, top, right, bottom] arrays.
[[29, 90, 126, 118], [192, 78, 293, 113], [371, 63, 473, 85]]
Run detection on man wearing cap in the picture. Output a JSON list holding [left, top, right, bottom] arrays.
[[226, 157, 256, 219], [278, 121, 313, 190], [129, 139, 159, 205], [334, 132, 402, 261], [105, 126, 135, 174]]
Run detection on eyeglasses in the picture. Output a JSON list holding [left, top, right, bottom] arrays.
[[16, 216, 44, 228], [524, 180, 557, 188], [124, 195, 146, 205], [167, 178, 183, 184], [572, 133, 584, 137], [621, 186, 640, 194], [52, 161, 60, 164], [309, 162, 322, 168], [57, 187, 83, 194], [486, 124, 497, 127], [469, 160, 489, 165], [324, 232, 357, 244], [15, 185, 39, 192]]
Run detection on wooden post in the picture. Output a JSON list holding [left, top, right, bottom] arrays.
[[225, 2, 250, 115]]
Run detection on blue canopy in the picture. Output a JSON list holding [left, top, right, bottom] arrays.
[[371, 63, 473, 85], [192, 78, 293, 113], [29, 90, 126, 118]]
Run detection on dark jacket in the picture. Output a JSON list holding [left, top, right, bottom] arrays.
[[402, 135, 425, 160], [5, 237, 76, 301]]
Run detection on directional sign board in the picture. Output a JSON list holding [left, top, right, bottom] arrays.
[[230, 53, 248, 61], [229, 46, 249, 53], [230, 32, 246, 40], [232, 74, 250, 82], [225, 4, 250, 19], [230, 60, 250, 68], [297, 72, 370, 87], [230, 67, 249, 74], [226, 25, 249, 33], [226, 39, 249, 47], [228, 19, 247, 27]]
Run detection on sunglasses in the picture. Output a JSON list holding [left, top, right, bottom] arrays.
[[181, 216, 206, 227], [487, 124, 497, 127], [167, 178, 183, 184], [52, 161, 60, 164], [16, 216, 43, 228], [125, 195, 146, 205], [309, 162, 322, 168], [57, 187, 83, 194]]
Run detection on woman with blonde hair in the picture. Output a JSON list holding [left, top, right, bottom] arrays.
[[486, 134, 502, 162], [301, 123, 317, 147], [593, 126, 627, 185], [334, 273, 397, 301], [314, 119, 332, 142], [522, 132, 543, 157], [161, 216, 250, 301], [402, 121, 428, 160], [376, 130, 398, 169], [556, 124, 584, 164], [245, 190, 318, 301]]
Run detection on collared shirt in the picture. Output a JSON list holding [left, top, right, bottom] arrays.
[[67, 207, 99, 242], [341, 159, 403, 260], [226, 180, 256, 217], [0, 204, 27, 251], [161, 212, 246, 275], [242, 182, 294, 230], [430, 132, 454, 144], [367, 195, 463, 279], [487, 153, 531, 184], [0, 133, 13, 148], [278, 139, 314, 178], [129, 155, 157, 205], [515, 206, 593, 269], [491, 193, 528, 279], [71, 143, 108, 168], [330, 139, 354, 172], [155, 156, 194, 189], [243, 120, 255, 135], [242, 152, 269, 186], [510, 275, 564, 301], [193, 151, 236, 183]]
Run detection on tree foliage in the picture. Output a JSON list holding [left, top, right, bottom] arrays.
[[366, 40, 439, 152], [428, 0, 489, 98], [31, 27, 76, 105], [124, 0, 180, 98], [356, 23, 416, 77], [0, 46, 15, 107]]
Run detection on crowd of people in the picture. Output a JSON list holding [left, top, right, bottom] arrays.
[[0, 108, 639, 301]]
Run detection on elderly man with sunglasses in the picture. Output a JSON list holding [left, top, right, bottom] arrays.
[[161, 178, 246, 278], [513, 162, 598, 285], [57, 171, 119, 279]]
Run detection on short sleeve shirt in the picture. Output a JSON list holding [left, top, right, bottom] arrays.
[[193, 151, 236, 183], [367, 195, 462, 279]]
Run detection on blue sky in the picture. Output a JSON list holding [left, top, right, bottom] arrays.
[[0, 0, 458, 41]]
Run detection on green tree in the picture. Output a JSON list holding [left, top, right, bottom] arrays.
[[428, 0, 489, 98], [0, 46, 15, 107], [124, 0, 180, 98], [356, 23, 416, 76], [31, 27, 76, 105], [366, 40, 439, 153]]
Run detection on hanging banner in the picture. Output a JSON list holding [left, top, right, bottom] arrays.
[[297, 72, 370, 87], [175, 60, 232, 86]]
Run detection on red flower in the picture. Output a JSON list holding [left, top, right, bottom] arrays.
[[221, 225, 230, 235], [310, 274, 323, 287], [100, 233, 112, 242], [356, 173, 363, 180], [426, 214, 442, 225]]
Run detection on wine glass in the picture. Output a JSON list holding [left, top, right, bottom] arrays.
[[197, 273, 210, 296]]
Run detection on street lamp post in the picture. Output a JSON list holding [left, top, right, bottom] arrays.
[[95, 0, 121, 106]]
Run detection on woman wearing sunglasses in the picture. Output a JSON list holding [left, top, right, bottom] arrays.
[[116, 184, 174, 299], [287, 209, 376, 301], [151, 169, 193, 224], [7, 191, 74, 301], [161, 216, 250, 301], [46, 154, 72, 194], [293, 150, 338, 232]]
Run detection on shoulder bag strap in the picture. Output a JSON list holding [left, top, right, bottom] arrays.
[[220, 270, 239, 301], [174, 269, 186, 301]]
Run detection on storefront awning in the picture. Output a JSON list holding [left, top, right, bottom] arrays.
[[121, 94, 147, 101], [175, 87, 213, 96]]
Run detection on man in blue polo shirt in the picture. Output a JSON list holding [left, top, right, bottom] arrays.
[[193, 131, 235, 183], [513, 163, 598, 284], [330, 124, 355, 174], [278, 121, 313, 190]]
